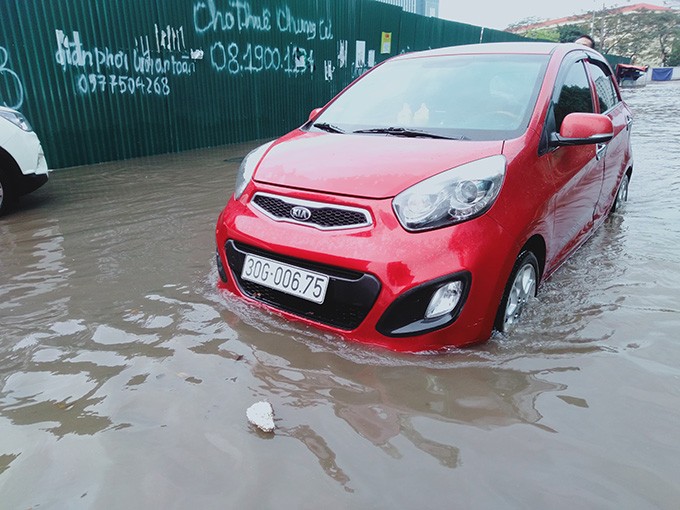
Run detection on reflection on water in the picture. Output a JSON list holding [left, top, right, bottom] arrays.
[[1, 87, 680, 507]]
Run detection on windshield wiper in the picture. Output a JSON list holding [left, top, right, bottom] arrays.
[[352, 127, 464, 140], [313, 122, 345, 134]]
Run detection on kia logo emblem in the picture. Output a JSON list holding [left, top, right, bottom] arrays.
[[290, 206, 312, 221]]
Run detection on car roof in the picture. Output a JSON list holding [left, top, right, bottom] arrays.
[[393, 42, 569, 60]]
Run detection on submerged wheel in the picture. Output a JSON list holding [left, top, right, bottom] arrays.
[[0, 169, 12, 216], [610, 172, 630, 214], [495, 251, 539, 334]]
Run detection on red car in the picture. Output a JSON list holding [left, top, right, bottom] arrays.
[[215, 42, 633, 352]]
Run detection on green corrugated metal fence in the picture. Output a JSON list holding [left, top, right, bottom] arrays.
[[0, 0, 628, 169]]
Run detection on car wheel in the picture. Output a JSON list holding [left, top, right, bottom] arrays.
[[0, 169, 13, 216], [495, 251, 539, 334], [610, 172, 630, 214]]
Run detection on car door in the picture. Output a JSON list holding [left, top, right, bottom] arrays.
[[541, 56, 604, 268], [586, 59, 632, 221]]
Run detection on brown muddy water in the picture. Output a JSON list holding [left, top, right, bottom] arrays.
[[2, 81, 680, 510]]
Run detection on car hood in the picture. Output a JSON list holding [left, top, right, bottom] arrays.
[[253, 130, 504, 199]]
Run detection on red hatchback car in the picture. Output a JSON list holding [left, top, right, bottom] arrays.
[[215, 42, 633, 352]]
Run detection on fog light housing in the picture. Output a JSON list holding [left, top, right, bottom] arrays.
[[376, 271, 471, 337], [425, 281, 463, 319]]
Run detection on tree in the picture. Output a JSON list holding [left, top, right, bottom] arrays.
[[654, 12, 680, 65], [523, 27, 560, 42], [668, 31, 680, 66], [509, 7, 680, 65], [558, 25, 587, 43], [594, 10, 680, 66]]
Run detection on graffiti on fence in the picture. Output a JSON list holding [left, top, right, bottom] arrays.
[[0, 46, 25, 109], [52, 1, 342, 97], [54, 27, 199, 98], [193, 0, 337, 76], [192, 0, 333, 40]]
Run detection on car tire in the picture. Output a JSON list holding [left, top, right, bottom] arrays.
[[610, 172, 630, 214], [0, 169, 14, 216], [494, 251, 539, 334]]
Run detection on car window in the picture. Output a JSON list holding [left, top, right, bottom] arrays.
[[312, 54, 549, 141], [554, 61, 593, 131], [587, 62, 619, 113]]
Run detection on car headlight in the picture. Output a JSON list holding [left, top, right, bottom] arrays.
[[393, 155, 506, 231], [234, 141, 274, 200], [0, 109, 33, 132]]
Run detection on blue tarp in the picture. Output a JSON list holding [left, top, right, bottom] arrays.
[[652, 68, 674, 81]]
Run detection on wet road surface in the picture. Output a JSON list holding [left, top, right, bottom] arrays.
[[1, 82, 680, 509]]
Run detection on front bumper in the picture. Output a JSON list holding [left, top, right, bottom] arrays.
[[16, 172, 48, 195], [4, 129, 49, 177], [225, 239, 381, 330], [216, 185, 517, 352]]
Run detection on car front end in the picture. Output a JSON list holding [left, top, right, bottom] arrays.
[[0, 107, 49, 179], [215, 135, 520, 352], [0, 107, 49, 213]]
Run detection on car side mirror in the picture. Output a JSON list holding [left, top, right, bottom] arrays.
[[549, 112, 614, 147], [308, 107, 322, 122]]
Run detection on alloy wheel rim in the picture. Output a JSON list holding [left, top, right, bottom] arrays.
[[504, 264, 537, 329], [617, 175, 629, 204]]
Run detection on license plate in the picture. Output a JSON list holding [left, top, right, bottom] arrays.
[[241, 254, 329, 304]]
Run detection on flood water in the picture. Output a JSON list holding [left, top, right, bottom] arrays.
[[2, 81, 680, 509]]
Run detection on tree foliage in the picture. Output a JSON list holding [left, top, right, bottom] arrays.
[[595, 10, 680, 66], [558, 25, 587, 43], [668, 33, 680, 66], [523, 27, 560, 42], [512, 8, 680, 66]]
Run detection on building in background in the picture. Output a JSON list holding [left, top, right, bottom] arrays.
[[375, 0, 439, 17]]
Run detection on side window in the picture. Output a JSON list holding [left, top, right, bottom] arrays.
[[554, 61, 593, 131], [587, 62, 619, 112]]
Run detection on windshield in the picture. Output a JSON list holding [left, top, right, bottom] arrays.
[[311, 53, 549, 140]]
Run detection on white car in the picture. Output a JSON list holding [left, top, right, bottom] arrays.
[[0, 106, 49, 215]]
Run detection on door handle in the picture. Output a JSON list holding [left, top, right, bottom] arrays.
[[596, 143, 607, 161], [626, 116, 633, 130]]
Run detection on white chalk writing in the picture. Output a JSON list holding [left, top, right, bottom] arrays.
[[76, 74, 170, 96], [276, 5, 316, 40], [0, 47, 25, 109], [52, 2, 343, 98], [193, 0, 271, 34], [193, 0, 332, 41], [55, 30, 130, 73], [155, 24, 186, 52], [209, 42, 313, 76], [133, 47, 197, 76], [55, 29, 197, 97]]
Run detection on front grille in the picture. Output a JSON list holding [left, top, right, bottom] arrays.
[[251, 193, 372, 230], [226, 240, 380, 330]]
